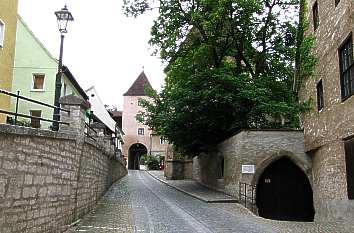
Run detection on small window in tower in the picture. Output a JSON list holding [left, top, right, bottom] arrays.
[[317, 79, 324, 111], [138, 128, 144, 135], [335, 0, 340, 7], [138, 99, 143, 107], [160, 137, 167, 144], [32, 74, 45, 90]]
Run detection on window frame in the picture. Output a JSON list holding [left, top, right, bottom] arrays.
[[338, 33, 354, 101], [316, 79, 324, 111], [30, 110, 42, 128], [0, 19, 5, 48], [312, 1, 319, 31], [160, 137, 166, 144], [31, 73, 46, 91], [138, 128, 144, 135]]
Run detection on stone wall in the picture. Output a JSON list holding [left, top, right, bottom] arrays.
[[164, 145, 193, 180], [193, 130, 311, 208], [298, 0, 354, 222], [0, 95, 127, 232]]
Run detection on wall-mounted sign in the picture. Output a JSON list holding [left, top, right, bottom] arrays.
[[242, 165, 255, 174]]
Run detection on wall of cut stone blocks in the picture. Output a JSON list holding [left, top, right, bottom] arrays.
[[193, 130, 311, 210], [0, 96, 127, 233], [298, 0, 354, 222]]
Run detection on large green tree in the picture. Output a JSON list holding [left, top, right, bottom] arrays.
[[124, 0, 314, 156]]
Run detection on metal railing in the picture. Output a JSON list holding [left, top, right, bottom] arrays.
[[84, 111, 98, 141], [0, 89, 70, 128], [239, 182, 256, 213], [85, 122, 98, 141]]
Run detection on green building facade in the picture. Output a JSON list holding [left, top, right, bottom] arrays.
[[11, 16, 87, 129]]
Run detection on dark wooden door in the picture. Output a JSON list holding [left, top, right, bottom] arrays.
[[256, 158, 314, 221]]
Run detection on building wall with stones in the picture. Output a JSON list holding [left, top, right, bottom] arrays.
[[0, 95, 127, 233], [164, 145, 193, 180], [193, 130, 311, 209], [298, 0, 354, 222]]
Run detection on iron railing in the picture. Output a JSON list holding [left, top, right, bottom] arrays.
[[239, 182, 256, 213], [84, 111, 98, 141], [84, 122, 98, 141], [0, 89, 70, 128]]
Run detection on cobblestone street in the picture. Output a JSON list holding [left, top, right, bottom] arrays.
[[67, 171, 354, 233]]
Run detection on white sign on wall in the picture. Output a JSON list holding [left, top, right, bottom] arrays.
[[242, 165, 255, 174]]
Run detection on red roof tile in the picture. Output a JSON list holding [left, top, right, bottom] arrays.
[[123, 71, 153, 96]]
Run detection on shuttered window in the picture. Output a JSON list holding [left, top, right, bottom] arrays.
[[32, 74, 45, 90], [344, 137, 354, 199], [339, 34, 354, 100]]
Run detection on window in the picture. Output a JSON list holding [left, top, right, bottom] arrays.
[[63, 83, 67, 96], [138, 99, 143, 107], [335, 0, 340, 7], [312, 2, 319, 31], [344, 137, 354, 199], [339, 34, 354, 100], [138, 128, 144, 135], [0, 19, 4, 48], [30, 110, 41, 128], [316, 80, 324, 111], [160, 137, 166, 144], [32, 74, 45, 90]]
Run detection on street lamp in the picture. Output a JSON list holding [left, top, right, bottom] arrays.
[[52, 5, 74, 131]]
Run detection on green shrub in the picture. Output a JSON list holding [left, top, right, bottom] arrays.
[[145, 155, 160, 170], [139, 154, 147, 165]]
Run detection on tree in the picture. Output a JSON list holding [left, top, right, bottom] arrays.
[[124, 0, 314, 157]]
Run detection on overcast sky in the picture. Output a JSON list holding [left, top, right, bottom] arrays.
[[18, 0, 165, 110]]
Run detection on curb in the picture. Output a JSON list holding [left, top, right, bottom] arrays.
[[145, 171, 237, 203]]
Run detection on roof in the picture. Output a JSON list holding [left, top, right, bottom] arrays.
[[123, 71, 153, 96], [62, 66, 89, 100], [17, 15, 58, 63], [86, 86, 117, 133], [110, 110, 122, 117]]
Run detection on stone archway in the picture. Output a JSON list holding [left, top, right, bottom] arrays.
[[128, 143, 147, 170], [255, 157, 315, 221]]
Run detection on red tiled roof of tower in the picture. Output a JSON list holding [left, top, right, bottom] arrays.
[[110, 110, 122, 117], [123, 71, 153, 96]]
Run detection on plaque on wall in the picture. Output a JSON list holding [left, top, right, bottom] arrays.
[[242, 165, 255, 174]]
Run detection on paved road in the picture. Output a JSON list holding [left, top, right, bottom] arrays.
[[68, 171, 354, 233]]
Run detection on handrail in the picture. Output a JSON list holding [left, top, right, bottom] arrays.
[[0, 89, 70, 113], [85, 122, 98, 134], [239, 182, 256, 213], [0, 109, 69, 125]]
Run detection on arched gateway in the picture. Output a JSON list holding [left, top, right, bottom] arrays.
[[128, 143, 147, 170], [256, 157, 315, 221]]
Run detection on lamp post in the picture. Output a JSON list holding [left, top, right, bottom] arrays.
[[52, 5, 74, 131]]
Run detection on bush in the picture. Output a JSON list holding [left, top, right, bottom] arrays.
[[145, 155, 160, 170], [139, 154, 147, 165]]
